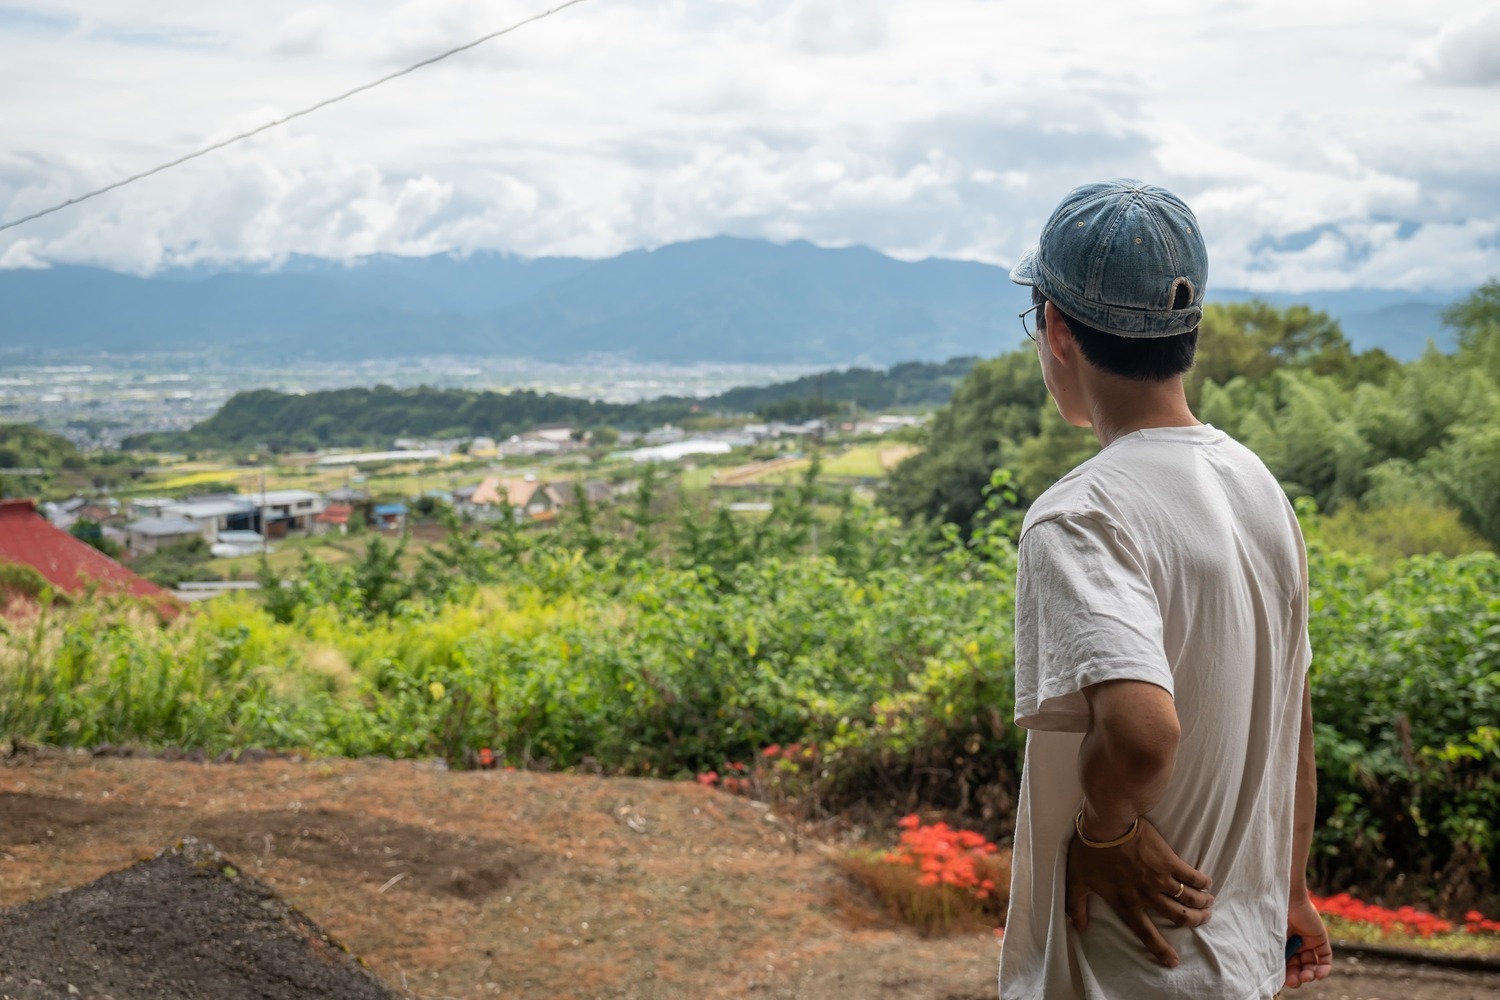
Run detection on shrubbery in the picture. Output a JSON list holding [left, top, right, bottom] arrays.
[[2, 469, 1496, 915]]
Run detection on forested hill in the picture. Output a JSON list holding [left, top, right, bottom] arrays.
[[0, 423, 84, 471], [124, 357, 979, 452]]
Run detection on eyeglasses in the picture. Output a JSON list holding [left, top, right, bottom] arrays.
[[1019, 303, 1042, 342]]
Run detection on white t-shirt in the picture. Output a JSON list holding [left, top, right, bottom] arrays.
[[998, 424, 1310, 1000]]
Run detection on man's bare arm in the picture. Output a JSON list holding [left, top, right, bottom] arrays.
[[1077, 679, 1179, 839], [1285, 676, 1333, 988], [1066, 679, 1214, 968]]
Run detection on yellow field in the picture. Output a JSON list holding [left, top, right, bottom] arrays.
[[149, 467, 261, 492], [822, 445, 887, 478]]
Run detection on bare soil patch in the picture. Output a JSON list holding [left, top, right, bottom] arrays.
[[0, 837, 399, 1000], [1, 752, 1495, 999]]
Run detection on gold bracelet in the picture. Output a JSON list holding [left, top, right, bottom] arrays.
[[1074, 809, 1140, 849]]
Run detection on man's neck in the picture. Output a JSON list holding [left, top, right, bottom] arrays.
[[1083, 375, 1200, 448]]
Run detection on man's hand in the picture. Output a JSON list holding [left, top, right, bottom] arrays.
[[1065, 816, 1214, 968], [1283, 894, 1333, 989]]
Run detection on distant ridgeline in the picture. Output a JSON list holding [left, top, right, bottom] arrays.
[[0, 237, 1457, 365], [122, 357, 978, 452]]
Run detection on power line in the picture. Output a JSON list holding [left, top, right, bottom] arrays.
[[0, 0, 595, 234]]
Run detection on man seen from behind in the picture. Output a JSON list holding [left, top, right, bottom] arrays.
[[997, 179, 1334, 999]]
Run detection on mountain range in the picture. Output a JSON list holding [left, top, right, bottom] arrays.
[[0, 237, 1460, 365]]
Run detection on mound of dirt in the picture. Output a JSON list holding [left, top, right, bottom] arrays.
[[0, 837, 400, 1000]]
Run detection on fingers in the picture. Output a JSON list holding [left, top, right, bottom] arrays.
[[1309, 940, 1333, 982], [1285, 953, 1318, 989], [1067, 891, 1090, 932], [1065, 839, 1091, 931], [1066, 871, 1090, 931], [1124, 907, 1179, 968], [1163, 879, 1214, 911], [1151, 892, 1213, 929], [1149, 872, 1213, 926], [1171, 860, 1213, 893], [1283, 943, 1334, 989]]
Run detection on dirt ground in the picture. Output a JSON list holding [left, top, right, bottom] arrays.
[[1, 751, 1496, 1000], [0, 837, 400, 1000]]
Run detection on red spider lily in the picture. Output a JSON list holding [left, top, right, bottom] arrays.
[[883, 817, 1002, 904], [1311, 893, 1458, 938], [695, 771, 719, 787], [1465, 910, 1500, 935]]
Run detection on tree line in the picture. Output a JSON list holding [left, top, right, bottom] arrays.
[[884, 282, 1500, 553], [117, 358, 979, 453]]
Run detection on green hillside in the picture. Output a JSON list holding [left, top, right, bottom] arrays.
[[123, 358, 978, 452]]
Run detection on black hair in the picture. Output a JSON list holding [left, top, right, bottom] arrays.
[[1032, 285, 1198, 382]]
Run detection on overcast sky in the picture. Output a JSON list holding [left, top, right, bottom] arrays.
[[1, 0, 1497, 291]]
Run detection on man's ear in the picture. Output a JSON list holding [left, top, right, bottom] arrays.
[[1042, 301, 1076, 366]]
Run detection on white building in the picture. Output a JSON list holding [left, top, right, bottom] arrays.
[[128, 497, 176, 519], [124, 516, 202, 555], [210, 530, 269, 558], [627, 439, 734, 463], [162, 497, 258, 543], [243, 489, 327, 538], [317, 449, 445, 466]]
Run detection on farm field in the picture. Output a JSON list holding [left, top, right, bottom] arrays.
[[201, 530, 444, 577], [2, 753, 1496, 1000], [722, 444, 920, 487]]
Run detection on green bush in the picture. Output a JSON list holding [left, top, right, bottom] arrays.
[[1309, 502, 1491, 565], [1, 472, 1496, 914], [1306, 545, 1500, 911]]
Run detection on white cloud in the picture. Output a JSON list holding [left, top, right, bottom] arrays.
[[0, 0, 1497, 292], [1409, 5, 1500, 86]]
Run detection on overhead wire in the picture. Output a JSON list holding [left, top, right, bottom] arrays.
[[0, 0, 595, 234]]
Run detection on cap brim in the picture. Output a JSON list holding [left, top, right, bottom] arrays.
[[1009, 245, 1040, 286]]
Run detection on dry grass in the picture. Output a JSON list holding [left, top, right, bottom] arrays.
[[835, 848, 1010, 937]]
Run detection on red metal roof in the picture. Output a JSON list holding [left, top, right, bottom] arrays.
[[315, 503, 353, 524], [0, 498, 173, 606]]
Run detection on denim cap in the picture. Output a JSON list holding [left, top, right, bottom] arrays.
[[1010, 179, 1207, 339]]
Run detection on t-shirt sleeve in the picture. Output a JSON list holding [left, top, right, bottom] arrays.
[[1293, 518, 1314, 676], [1013, 513, 1174, 732]]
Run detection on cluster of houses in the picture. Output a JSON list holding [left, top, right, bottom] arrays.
[[452, 476, 616, 523], [364, 415, 925, 466], [40, 476, 620, 559], [22, 414, 928, 566], [45, 489, 355, 558]]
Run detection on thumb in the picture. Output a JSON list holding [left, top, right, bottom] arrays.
[[1066, 869, 1090, 931], [1068, 889, 1090, 932]]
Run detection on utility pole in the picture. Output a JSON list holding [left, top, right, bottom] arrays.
[[260, 463, 267, 558]]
